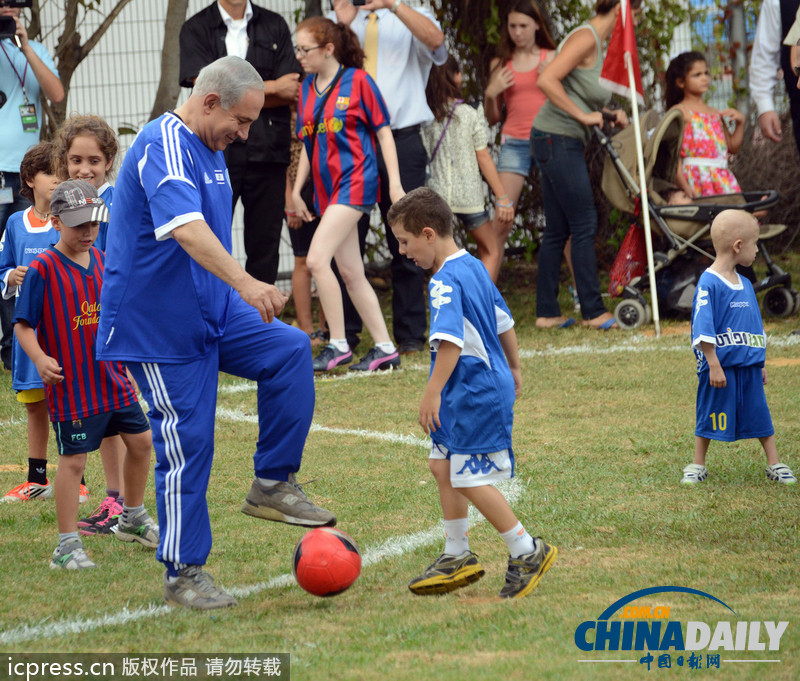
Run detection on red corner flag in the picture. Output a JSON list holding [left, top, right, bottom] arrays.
[[599, 0, 644, 105]]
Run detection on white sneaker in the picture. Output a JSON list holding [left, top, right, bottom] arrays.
[[765, 463, 797, 485], [681, 463, 708, 485]]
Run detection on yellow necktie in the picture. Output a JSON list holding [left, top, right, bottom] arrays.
[[363, 12, 378, 79]]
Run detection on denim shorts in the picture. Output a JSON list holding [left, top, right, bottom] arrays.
[[331, 203, 373, 215], [496, 136, 532, 176], [455, 209, 490, 231]]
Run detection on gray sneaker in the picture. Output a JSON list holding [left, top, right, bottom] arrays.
[[116, 511, 160, 548], [163, 565, 238, 610], [50, 539, 97, 570], [408, 551, 485, 595], [499, 539, 557, 599], [242, 474, 336, 527]]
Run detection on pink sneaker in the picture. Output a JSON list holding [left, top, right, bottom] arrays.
[[349, 347, 401, 372], [78, 496, 122, 535]]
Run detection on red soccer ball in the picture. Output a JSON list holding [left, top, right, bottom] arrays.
[[292, 528, 362, 597]]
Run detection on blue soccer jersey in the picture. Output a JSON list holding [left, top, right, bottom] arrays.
[[0, 207, 56, 391], [428, 250, 515, 455], [97, 112, 234, 363], [691, 269, 767, 374], [13, 246, 138, 422], [93, 182, 114, 252]]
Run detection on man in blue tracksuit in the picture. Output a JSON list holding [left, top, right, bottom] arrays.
[[97, 56, 335, 610]]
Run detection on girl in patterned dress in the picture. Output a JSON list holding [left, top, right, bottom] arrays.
[[423, 55, 514, 275], [665, 51, 746, 199]]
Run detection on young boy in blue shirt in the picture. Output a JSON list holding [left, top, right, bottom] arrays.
[[388, 187, 556, 599], [14, 179, 159, 569], [685, 209, 795, 485]]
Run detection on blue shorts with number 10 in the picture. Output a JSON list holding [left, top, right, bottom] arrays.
[[695, 365, 774, 442]]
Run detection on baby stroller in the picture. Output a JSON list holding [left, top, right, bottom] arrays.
[[597, 108, 798, 329]]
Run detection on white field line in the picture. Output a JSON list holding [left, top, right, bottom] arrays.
[[0, 476, 521, 646], [518, 332, 800, 359], [218, 364, 428, 394], [216, 406, 430, 449]]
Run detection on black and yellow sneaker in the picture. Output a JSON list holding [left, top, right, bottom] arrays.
[[408, 551, 485, 595], [499, 539, 557, 599]]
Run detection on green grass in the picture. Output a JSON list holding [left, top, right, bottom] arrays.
[[0, 262, 799, 680]]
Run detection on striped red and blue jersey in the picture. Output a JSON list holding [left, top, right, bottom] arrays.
[[297, 67, 391, 214], [13, 246, 137, 422]]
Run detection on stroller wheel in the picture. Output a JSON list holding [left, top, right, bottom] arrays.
[[615, 299, 647, 330], [763, 287, 795, 318]]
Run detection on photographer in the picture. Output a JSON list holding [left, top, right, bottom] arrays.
[[0, 0, 64, 370]]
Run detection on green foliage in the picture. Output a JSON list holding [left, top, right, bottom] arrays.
[[605, 208, 630, 251]]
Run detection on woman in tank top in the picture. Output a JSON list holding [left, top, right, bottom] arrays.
[[483, 0, 556, 282], [531, 0, 641, 330]]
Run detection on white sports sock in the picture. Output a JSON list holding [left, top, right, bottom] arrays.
[[58, 531, 80, 550], [443, 518, 470, 556], [375, 341, 397, 354], [121, 504, 145, 524], [500, 522, 536, 558], [330, 338, 349, 353]]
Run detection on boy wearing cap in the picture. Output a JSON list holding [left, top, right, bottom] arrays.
[[13, 179, 158, 570]]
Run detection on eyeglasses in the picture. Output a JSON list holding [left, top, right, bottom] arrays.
[[294, 45, 322, 57]]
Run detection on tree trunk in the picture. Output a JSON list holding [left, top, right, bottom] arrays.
[[49, 0, 134, 128], [149, 0, 190, 121]]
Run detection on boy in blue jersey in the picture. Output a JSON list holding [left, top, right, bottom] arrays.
[[388, 187, 556, 600], [685, 209, 795, 485], [0, 142, 61, 502], [14, 180, 159, 570]]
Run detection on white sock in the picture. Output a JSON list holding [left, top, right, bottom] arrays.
[[121, 504, 145, 524], [375, 341, 397, 354], [330, 338, 349, 352], [257, 477, 280, 488], [443, 518, 470, 556], [58, 532, 80, 551], [500, 522, 536, 558]]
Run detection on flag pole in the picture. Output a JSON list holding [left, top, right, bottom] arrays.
[[626, 52, 661, 338]]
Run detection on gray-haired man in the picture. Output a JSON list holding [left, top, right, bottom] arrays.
[[98, 56, 335, 610]]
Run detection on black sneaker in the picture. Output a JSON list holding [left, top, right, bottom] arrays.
[[349, 347, 401, 371], [397, 340, 426, 354], [499, 539, 557, 599], [312, 344, 353, 371], [408, 551, 485, 595]]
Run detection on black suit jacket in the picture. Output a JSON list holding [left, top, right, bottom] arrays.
[[179, 3, 302, 165]]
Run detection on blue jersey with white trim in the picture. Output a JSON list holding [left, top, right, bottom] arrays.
[[97, 112, 233, 363], [428, 250, 515, 454], [691, 268, 766, 374], [0, 208, 56, 390], [94, 182, 114, 252]]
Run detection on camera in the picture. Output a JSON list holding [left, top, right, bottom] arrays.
[[0, 0, 33, 42], [352, 0, 367, 5]]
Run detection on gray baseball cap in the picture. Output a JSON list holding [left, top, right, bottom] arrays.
[[50, 179, 109, 227]]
